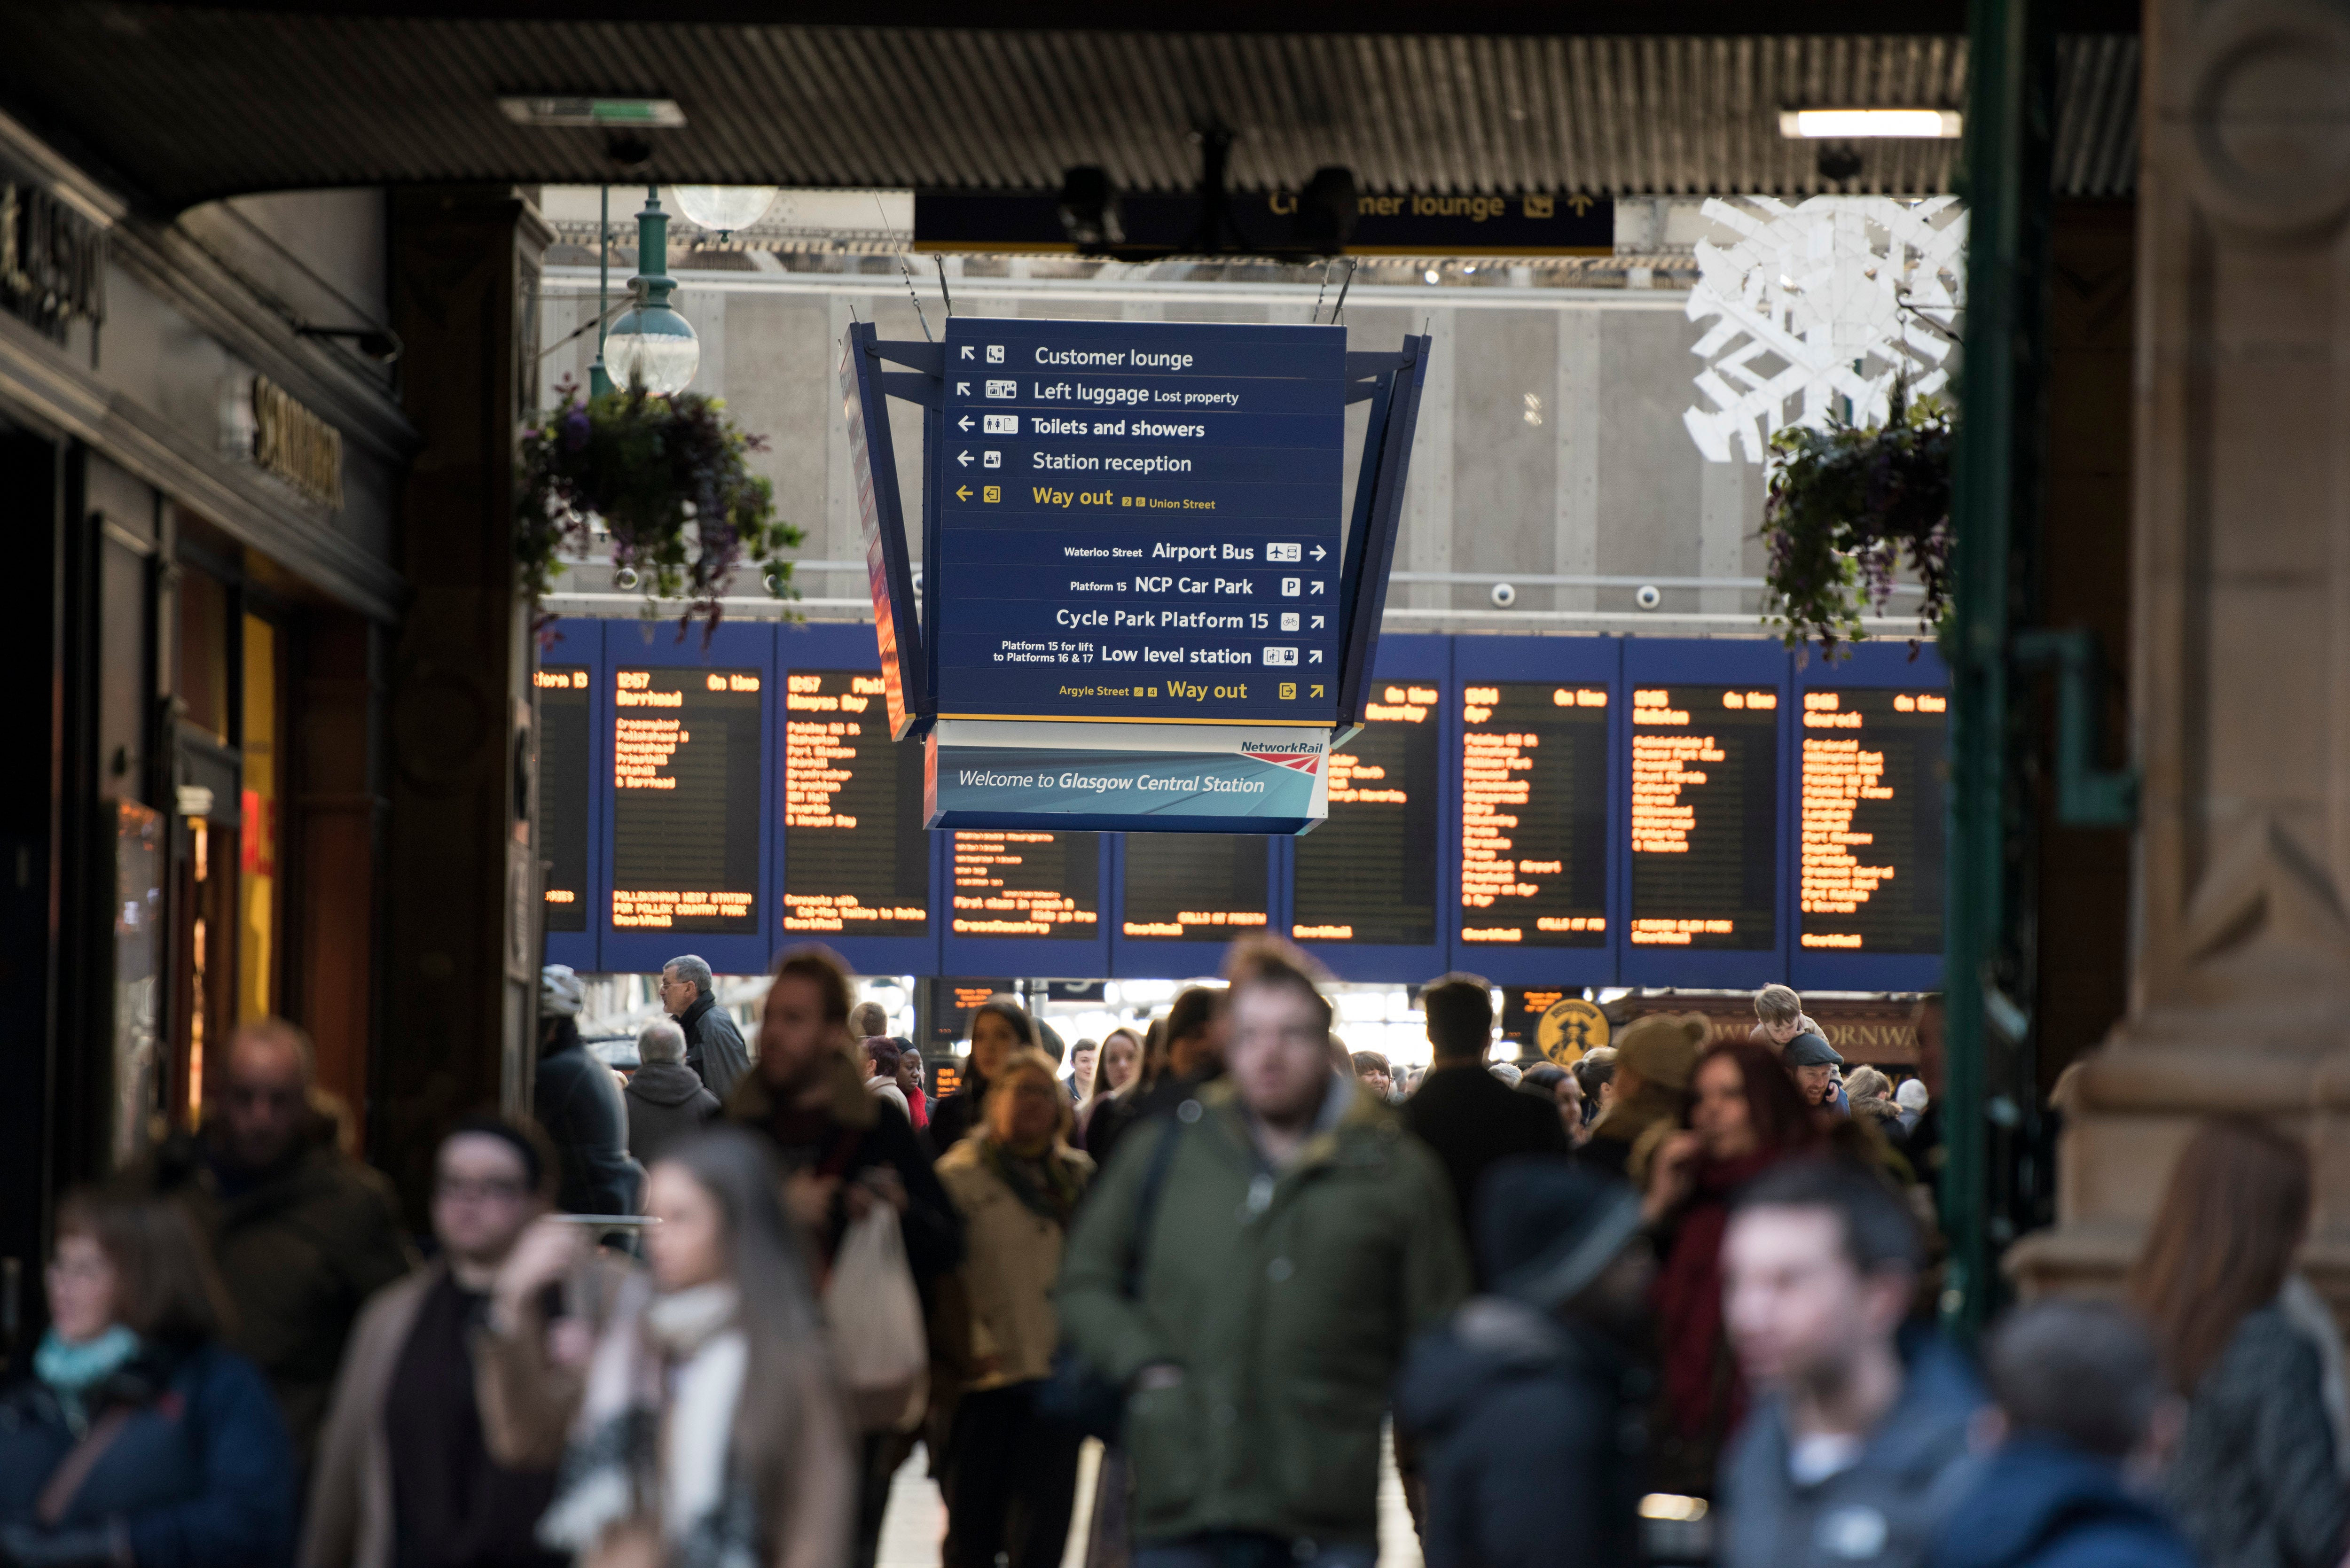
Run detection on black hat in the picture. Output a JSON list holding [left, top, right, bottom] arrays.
[[1784, 1031, 1843, 1068], [1476, 1156, 1645, 1312]]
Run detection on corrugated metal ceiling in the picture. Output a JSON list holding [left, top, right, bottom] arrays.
[[0, 6, 2138, 212]]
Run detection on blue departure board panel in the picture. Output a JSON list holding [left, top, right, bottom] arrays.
[[1791, 640, 1950, 993], [598, 621, 778, 978], [776, 622, 940, 979], [934, 318, 1347, 727], [538, 620, 603, 975]]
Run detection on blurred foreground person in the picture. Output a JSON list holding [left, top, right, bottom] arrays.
[[307, 1119, 603, 1568], [1059, 939, 1468, 1568], [659, 954, 752, 1100], [1715, 1161, 1981, 1568], [727, 947, 961, 1568], [930, 998, 1037, 1154], [2130, 1116, 2349, 1568], [1643, 1040, 1821, 1494], [935, 1049, 1095, 1568], [0, 1186, 294, 1568], [625, 1018, 720, 1170], [1400, 977, 1568, 1272], [535, 967, 646, 1217], [1396, 1158, 1650, 1568], [525, 1130, 854, 1568], [1928, 1300, 2194, 1568], [141, 1018, 410, 1459]]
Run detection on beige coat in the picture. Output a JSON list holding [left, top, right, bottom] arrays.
[[934, 1138, 1093, 1389], [303, 1255, 634, 1568]]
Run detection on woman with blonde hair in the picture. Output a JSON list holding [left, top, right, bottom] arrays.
[[933, 1048, 1095, 1568], [2130, 1116, 2348, 1568], [498, 1128, 855, 1568]]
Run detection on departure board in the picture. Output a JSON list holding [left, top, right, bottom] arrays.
[[1292, 683, 1440, 945], [949, 830, 1101, 936], [1799, 688, 1947, 954], [1460, 682, 1610, 947], [1627, 685, 1778, 950], [783, 671, 930, 936], [610, 667, 763, 933], [536, 666, 590, 933], [1121, 833, 1269, 940]]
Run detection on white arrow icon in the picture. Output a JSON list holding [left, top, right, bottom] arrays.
[[1309, 649, 1324, 663], [1311, 545, 1327, 561], [956, 381, 970, 395], [959, 345, 975, 360], [956, 450, 973, 467], [1310, 580, 1326, 594], [1311, 615, 1326, 629], [957, 415, 973, 432]]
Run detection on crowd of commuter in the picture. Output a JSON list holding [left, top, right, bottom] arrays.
[[2, 949, 2344, 1568]]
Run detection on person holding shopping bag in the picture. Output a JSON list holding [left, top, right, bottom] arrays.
[[933, 1047, 1096, 1568], [493, 1129, 855, 1568]]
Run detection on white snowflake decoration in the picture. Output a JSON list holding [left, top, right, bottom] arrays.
[[1682, 195, 1966, 464]]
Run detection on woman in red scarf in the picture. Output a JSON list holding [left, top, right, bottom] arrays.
[[1642, 1038, 1823, 1496]]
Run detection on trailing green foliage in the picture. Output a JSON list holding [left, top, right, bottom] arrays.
[[517, 380, 802, 639], [1760, 391, 1953, 659]]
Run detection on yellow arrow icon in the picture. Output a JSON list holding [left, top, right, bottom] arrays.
[[955, 485, 972, 501]]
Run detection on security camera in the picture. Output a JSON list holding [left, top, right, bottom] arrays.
[[1635, 584, 1663, 611], [614, 566, 641, 592], [1490, 582, 1517, 609]]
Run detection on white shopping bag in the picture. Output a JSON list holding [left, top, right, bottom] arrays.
[[822, 1204, 930, 1432]]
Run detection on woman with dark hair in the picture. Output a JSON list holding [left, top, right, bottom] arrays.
[[0, 1186, 296, 1568], [2131, 1116, 2348, 1568], [525, 1127, 855, 1568], [933, 1048, 1095, 1568], [1639, 1040, 1824, 1495], [929, 998, 1039, 1154]]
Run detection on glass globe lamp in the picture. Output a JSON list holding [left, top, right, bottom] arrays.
[[668, 185, 780, 235], [603, 299, 700, 395]]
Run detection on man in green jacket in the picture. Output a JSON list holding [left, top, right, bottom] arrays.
[[1059, 939, 1471, 1568]]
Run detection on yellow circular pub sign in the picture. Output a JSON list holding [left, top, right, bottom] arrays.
[[1537, 998, 1610, 1066]]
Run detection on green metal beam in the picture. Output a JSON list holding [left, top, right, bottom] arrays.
[[1943, 0, 2057, 1334]]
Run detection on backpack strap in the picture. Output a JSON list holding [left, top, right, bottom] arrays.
[[1119, 1114, 1187, 1300]]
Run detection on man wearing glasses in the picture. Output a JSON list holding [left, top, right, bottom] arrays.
[[306, 1118, 615, 1568]]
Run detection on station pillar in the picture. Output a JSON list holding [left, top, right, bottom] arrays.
[[2006, 0, 2350, 1307]]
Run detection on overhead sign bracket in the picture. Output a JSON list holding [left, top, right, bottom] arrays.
[[1334, 333, 1432, 728]]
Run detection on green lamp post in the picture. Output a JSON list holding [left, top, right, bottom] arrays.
[[601, 185, 700, 396]]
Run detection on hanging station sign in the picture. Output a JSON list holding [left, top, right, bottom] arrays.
[[840, 312, 1429, 835]]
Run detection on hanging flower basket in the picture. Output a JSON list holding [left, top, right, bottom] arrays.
[[1760, 389, 1953, 659], [517, 380, 804, 638]]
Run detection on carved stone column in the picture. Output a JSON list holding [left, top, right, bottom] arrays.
[[2008, 0, 2350, 1302]]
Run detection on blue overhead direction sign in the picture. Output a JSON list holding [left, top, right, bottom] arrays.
[[936, 317, 1347, 728]]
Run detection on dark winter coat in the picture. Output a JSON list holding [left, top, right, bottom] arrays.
[[0, 1341, 297, 1568], [532, 1039, 646, 1217], [1058, 1074, 1470, 1549], [622, 1060, 720, 1168], [2160, 1303, 2350, 1568], [1931, 1438, 2196, 1568], [927, 1073, 989, 1157], [1394, 1296, 1642, 1568], [725, 1047, 965, 1284], [677, 993, 752, 1101], [141, 1125, 414, 1458], [1717, 1331, 1986, 1568], [1398, 1065, 1571, 1279]]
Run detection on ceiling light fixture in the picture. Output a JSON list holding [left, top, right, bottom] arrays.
[[500, 96, 686, 129], [1779, 109, 1961, 139], [668, 186, 780, 236]]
